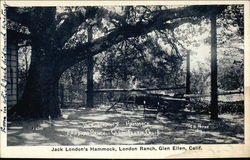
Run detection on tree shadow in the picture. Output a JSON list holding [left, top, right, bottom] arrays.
[[7, 104, 244, 146]]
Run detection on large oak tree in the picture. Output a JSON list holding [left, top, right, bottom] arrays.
[[7, 5, 227, 119]]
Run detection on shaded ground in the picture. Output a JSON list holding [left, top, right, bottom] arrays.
[[7, 104, 244, 146]]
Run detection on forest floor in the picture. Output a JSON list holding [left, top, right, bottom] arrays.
[[7, 104, 244, 146]]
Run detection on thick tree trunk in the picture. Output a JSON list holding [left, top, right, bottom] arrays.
[[8, 7, 62, 119], [9, 44, 62, 119], [12, 57, 61, 119]]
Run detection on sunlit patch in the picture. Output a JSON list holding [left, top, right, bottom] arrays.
[[79, 114, 114, 120], [7, 130, 19, 134], [39, 123, 50, 128], [207, 132, 221, 137], [235, 133, 244, 139], [62, 114, 69, 119], [55, 128, 79, 133], [8, 126, 23, 130], [53, 123, 65, 127], [68, 120, 81, 125], [69, 137, 86, 145], [19, 133, 49, 141]]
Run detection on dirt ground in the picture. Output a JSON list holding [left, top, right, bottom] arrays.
[[7, 104, 244, 146]]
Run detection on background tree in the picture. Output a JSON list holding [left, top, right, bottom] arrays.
[[217, 5, 244, 91]]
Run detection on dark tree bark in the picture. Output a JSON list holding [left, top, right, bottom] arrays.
[[86, 26, 94, 108], [11, 48, 61, 118], [210, 11, 219, 119], [186, 51, 191, 95], [8, 7, 62, 119]]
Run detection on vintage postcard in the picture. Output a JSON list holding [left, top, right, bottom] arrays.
[[0, 0, 250, 159]]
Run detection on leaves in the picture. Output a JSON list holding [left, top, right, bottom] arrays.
[[217, 5, 244, 36], [95, 32, 185, 89], [9, 5, 243, 91]]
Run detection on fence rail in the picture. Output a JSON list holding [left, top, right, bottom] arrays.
[[59, 83, 243, 107], [184, 91, 244, 98], [85, 86, 186, 93]]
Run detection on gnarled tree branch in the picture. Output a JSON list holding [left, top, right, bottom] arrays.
[[57, 5, 226, 74]]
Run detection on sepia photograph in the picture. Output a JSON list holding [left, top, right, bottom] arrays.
[[1, 1, 249, 158]]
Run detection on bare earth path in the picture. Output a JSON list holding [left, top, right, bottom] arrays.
[[7, 104, 244, 146]]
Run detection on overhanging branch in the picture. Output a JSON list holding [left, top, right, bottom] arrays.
[[55, 7, 128, 48], [58, 5, 227, 74]]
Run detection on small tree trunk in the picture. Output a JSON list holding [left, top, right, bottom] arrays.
[[59, 84, 64, 108], [87, 56, 94, 108], [186, 51, 191, 97], [210, 12, 219, 119], [86, 26, 94, 108]]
